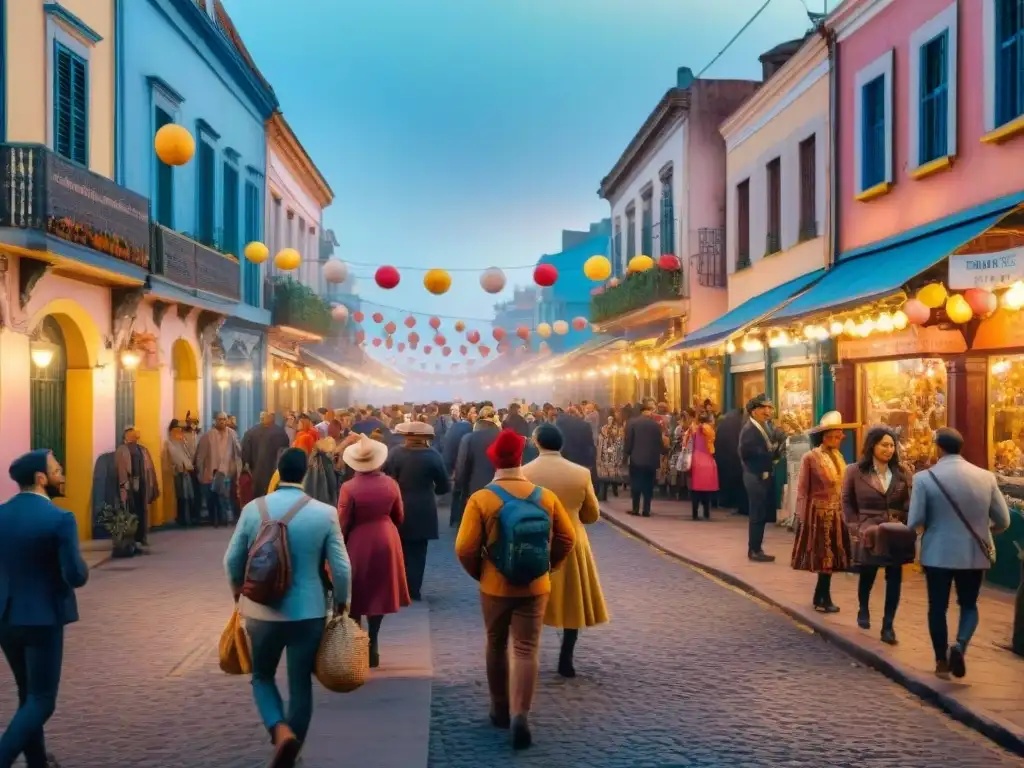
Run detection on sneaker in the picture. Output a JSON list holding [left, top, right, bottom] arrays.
[[934, 660, 951, 679], [948, 644, 966, 678], [271, 723, 301, 768], [510, 714, 532, 750]]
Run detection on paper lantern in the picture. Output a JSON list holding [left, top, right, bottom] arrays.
[[371, 337, 382, 348], [916, 282, 947, 309], [964, 288, 997, 316], [372, 312, 383, 324], [536, 322, 552, 338], [409, 341, 418, 350], [408, 331, 420, 344], [375, 265, 400, 289], [424, 268, 452, 295], [583, 255, 612, 282], [459, 344, 468, 355], [384, 321, 397, 335], [478, 345, 490, 357], [480, 267, 506, 294], [322, 258, 348, 283], [353, 311, 364, 323], [454, 320, 465, 333], [493, 327, 506, 341], [331, 305, 349, 322], [572, 316, 588, 331], [434, 334, 446, 346], [424, 345, 433, 354], [274, 248, 301, 271], [534, 264, 558, 287], [244, 241, 269, 264], [891, 310, 909, 330], [609, 277, 621, 288], [516, 326, 530, 341], [553, 320, 569, 335], [658, 254, 681, 270], [427, 317, 440, 330], [628, 255, 655, 273], [398, 342, 406, 352], [442, 346, 452, 357], [902, 298, 930, 325], [467, 330, 481, 344], [404, 315, 416, 328], [945, 294, 974, 324], [154, 123, 195, 166], [385, 337, 394, 350]]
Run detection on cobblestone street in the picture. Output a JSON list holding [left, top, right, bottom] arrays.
[[426, 516, 1023, 768]]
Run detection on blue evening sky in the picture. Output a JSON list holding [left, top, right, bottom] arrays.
[[223, 0, 820, 368]]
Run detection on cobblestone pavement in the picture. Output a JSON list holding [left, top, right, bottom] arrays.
[[426, 516, 1023, 768], [0, 528, 430, 768]]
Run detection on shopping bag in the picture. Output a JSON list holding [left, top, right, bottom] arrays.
[[315, 609, 370, 693], [238, 470, 255, 507], [675, 445, 692, 473], [219, 608, 252, 675]]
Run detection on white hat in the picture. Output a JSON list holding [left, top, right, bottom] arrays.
[[808, 410, 858, 434], [395, 420, 434, 436], [342, 434, 388, 472]]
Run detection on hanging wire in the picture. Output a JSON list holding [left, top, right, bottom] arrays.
[[695, 0, 776, 79]]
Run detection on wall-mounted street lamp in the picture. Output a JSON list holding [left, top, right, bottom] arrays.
[[120, 350, 141, 369], [30, 342, 57, 369], [272, 369, 282, 381]]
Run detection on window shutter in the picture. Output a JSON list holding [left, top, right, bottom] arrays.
[[71, 55, 88, 164]]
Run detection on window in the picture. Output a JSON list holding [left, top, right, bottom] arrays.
[[640, 191, 653, 256], [243, 180, 261, 307], [222, 162, 239, 257], [766, 157, 781, 255], [854, 49, 893, 195], [196, 139, 216, 246], [736, 180, 750, 270], [154, 107, 174, 226], [659, 168, 675, 256], [862, 76, 886, 188], [910, 7, 957, 169], [920, 33, 949, 164], [799, 135, 817, 240], [626, 206, 636, 260], [613, 219, 622, 276], [53, 42, 87, 166], [272, 196, 282, 256], [996, 0, 1024, 127]]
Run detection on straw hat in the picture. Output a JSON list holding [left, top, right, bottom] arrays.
[[342, 434, 388, 472], [395, 420, 434, 436], [808, 410, 858, 434]]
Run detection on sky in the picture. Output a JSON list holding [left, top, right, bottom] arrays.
[[223, 0, 822, 374]]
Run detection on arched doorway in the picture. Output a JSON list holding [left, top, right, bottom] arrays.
[[172, 338, 199, 422], [30, 317, 67, 466]]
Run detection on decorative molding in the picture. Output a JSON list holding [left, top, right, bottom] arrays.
[[196, 118, 220, 141], [151, 300, 170, 328], [43, 2, 102, 44], [111, 288, 145, 352], [146, 74, 185, 107], [266, 111, 334, 207], [224, 146, 241, 163], [18, 258, 51, 310], [176, 303, 192, 322], [831, 0, 896, 42], [245, 163, 263, 179], [907, 3, 958, 172], [196, 310, 225, 359]]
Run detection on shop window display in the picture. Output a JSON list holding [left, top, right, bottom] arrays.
[[990, 356, 1024, 477], [861, 358, 946, 472], [734, 371, 765, 410], [776, 366, 813, 435], [693, 363, 722, 412]]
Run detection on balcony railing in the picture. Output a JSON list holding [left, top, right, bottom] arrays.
[[267, 276, 333, 337], [151, 224, 240, 301], [766, 231, 782, 256], [695, 227, 726, 288], [591, 267, 683, 324], [0, 143, 150, 269]]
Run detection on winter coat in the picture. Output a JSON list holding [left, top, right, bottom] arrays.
[[383, 444, 450, 541]]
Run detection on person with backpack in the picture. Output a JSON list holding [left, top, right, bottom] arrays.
[[455, 428, 576, 751], [224, 447, 351, 768]]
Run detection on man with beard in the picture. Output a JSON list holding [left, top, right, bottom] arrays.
[[241, 412, 291, 499], [115, 426, 159, 550], [0, 450, 89, 768]]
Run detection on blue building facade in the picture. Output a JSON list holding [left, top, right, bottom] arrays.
[[536, 220, 611, 354], [116, 0, 278, 432]]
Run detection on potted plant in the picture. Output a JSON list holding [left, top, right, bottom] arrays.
[[98, 504, 139, 558]]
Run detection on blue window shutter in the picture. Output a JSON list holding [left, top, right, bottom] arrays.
[[54, 42, 88, 166], [155, 108, 174, 226], [861, 75, 886, 189], [197, 140, 215, 245], [222, 162, 239, 256], [919, 32, 949, 164]]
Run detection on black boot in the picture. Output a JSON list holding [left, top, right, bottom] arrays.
[[880, 617, 897, 645], [558, 629, 578, 678], [368, 616, 383, 668], [814, 574, 840, 614], [857, 605, 871, 630], [510, 714, 532, 750]]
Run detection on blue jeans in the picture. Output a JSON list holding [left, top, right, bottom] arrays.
[[0, 625, 64, 768], [204, 483, 229, 526], [923, 567, 984, 663], [246, 618, 323, 744]]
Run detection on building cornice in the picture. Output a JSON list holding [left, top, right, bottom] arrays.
[[267, 111, 334, 208], [598, 88, 690, 201], [721, 34, 827, 141], [828, 0, 895, 41]]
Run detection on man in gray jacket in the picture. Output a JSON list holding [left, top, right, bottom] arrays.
[[908, 427, 1011, 679]]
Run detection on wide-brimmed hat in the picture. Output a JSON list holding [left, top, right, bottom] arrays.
[[808, 410, 858, 434], [395, 420, 434, 436], [343, 434, 388, 472]]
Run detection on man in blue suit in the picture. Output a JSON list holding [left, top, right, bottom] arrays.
[[0, 449, 89, 768]]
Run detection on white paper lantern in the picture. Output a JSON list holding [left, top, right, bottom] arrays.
[[323, 259, 348, 284], [331, 304, 349, 322], [553, 320, 569, 335], [480, 267, 506, 294]]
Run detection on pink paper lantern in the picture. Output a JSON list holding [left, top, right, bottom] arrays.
[[429, 317, 441, 330], [467, 330, 481, 344], [423, 345, 433, 354], [398, 342, 406, 352], [903, 298, 931, 325], [434, 334, 446, 346], [404, 315, 416, 328], [371, 337, 382, 348], [385, 337, 393, 350], [384, 321, 397, 335], [572, 316, 588, 331], [516, 326, 530, 341], [372, 312, 383, 324], [964, 287, 997, 316], [478, 345, 490, 357], [408, 331, 420, 344], [493, 327, 506, 342], [442, 346, 452, 357], [459, 344, 468, 355], [353, 311, 364, 323]]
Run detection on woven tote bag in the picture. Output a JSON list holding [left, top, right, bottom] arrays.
[[315, 610, 370, 693]]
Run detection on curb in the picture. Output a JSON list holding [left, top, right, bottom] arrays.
[[600, 508, 1024, 758]]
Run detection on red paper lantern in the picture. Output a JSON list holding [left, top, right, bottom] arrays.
[[460, 344, 468, 355], [572, 316, 588, 331], [384, 321, 397, 335], [408, 331, 420, 344], [516, 326, 529, 340], [493, 327, 506, 341], [533, 263, 558, 287], [398, 342, 406, 352], [374, 265, 400, 289], [434, 334, 446, 346], [429, 317, 441, 330], [385, 337, 393, 350], [404, 316, 416, 328], [454, 320, 465, 333], [371, 337, 382, 348], [353, 311, 364, 323], [478, 345, 491, 357], [903, 298, 931, 325], [964, 288, 997, 316], [424, 345, 433, 354], [658, 254, 681, 270], [467, 330, 481, 344], [372, 312, 383, 324], [442, 346, 452, 357]]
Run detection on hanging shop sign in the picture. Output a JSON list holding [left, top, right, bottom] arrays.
[[948, 247, 1024, 291], [838, 326, 966, 360]]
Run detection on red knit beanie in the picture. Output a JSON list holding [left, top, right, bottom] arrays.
[[487, 428, 526, 470]]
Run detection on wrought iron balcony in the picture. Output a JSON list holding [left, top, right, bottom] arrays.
[[590, 266, 683, 324], [696, 227, 726, 288], [151, 224, 240, 301], [267, 276, 333, 337], [0, 143, 150, 270]]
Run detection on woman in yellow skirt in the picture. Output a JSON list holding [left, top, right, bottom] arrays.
[[522, 423, 609, 677]]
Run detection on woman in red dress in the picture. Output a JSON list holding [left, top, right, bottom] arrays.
[[338, 434, 410, 667]]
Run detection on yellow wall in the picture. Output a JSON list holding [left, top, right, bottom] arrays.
[[134, 369, 165, 527], [161, 339, 200, 526], [728, 237, 825, 308], [6, 0, 115, 178]]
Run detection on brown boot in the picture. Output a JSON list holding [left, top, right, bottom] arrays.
[[270, 723, 301, 768]]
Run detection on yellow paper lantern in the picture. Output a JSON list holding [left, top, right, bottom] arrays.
[[583, 255, 612, 282], [628, 255, 655, 273], [1004, 281, 1024, 310], [274, 248, 301, 271], [244, 241, 269, 264], [945, 294, 973, 324], [154, 123, 195, 166], [536, 322, 552, 338], [423, 268, 452, 295], [892, 310, 909, 330], [916, 282, 947, 309]]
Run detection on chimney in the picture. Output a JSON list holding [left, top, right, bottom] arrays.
[[676, 67, 694, 89]]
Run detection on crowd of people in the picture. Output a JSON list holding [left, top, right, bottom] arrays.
[[0, 391, 1013, 767]]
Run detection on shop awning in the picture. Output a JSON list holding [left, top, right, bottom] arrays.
[[673, 270, 824, 350], [770, 211, 1012, 323]]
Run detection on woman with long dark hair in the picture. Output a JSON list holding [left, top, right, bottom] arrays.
[[841, 425, 914, 645]]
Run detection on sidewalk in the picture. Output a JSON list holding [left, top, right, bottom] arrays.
[[600, 496, 1024, 756]]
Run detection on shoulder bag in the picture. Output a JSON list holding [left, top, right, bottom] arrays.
[[925, 470, 997, 565]]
